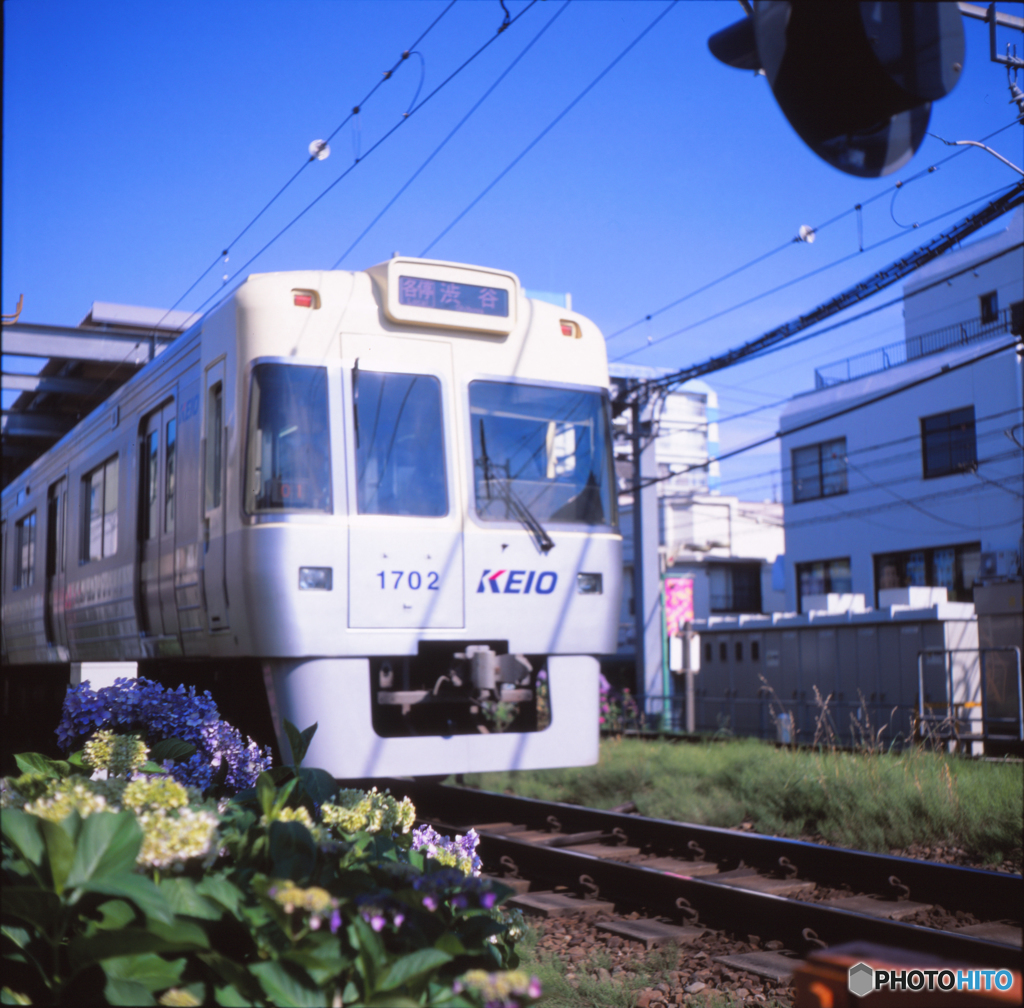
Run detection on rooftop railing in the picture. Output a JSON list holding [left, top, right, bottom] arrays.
[[814, 306, 1016, 389]]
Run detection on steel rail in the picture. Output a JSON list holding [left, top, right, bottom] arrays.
[[380, 780, 1021, 928], [476, 834, 1021, 971]]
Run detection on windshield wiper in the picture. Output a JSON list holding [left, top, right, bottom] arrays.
[[479, 420, 555, 554]]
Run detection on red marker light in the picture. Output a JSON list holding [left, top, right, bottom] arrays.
[[294, 294, 313, 308], [560, 320, 580, 338]]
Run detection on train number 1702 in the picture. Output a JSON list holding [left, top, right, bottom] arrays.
[[376, 571, 440, 590]]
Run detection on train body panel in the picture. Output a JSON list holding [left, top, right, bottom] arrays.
[[3, 257, 621, 774]]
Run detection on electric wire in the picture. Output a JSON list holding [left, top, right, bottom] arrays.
[[612, 182, 1021, 363], [418, 0, 680, 256], [332, 0, 571, 268], [151, 0, 459, 332], [606, 120, 1021, 344], [624, 338, 1020, 492]]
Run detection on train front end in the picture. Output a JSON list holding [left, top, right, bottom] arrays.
[[218, 257, 622, 777]]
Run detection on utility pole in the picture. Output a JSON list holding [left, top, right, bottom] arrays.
[[630, 395, 664, 727]]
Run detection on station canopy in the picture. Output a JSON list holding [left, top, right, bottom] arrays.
[[2, 302, 199, 487]]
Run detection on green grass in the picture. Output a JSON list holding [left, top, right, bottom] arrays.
[[456, 738, 1023, 866]]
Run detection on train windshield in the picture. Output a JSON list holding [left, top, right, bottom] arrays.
[[245, 364, 332, 513], [354, 370, 448, 517], [470, 381, 615, 526]]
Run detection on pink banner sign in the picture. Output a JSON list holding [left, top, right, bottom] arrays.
[[664, 577, 694, 638]]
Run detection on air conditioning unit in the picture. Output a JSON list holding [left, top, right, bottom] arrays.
[[979, 551, 1020, 578]]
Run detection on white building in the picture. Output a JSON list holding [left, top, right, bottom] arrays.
[[779, 209, 1023, 613], [610, 364, 786, 655]]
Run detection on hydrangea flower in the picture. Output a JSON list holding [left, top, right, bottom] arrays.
[[320, 787, 415, 836], [122, 775, 189, 813], [24, 780, 110, 822], [56, 678, 271, 794], [355, 893, 406, 932], [136, 807, 219, 869], [411, 868, 500, 913], [410, 824, 482, 876], [453, 969, 542, 1008], [269, 882, 342, 933], [83, 729, 149, 776], [157, 990, 201, 1007]]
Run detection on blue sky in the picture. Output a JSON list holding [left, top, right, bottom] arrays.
[[4, 0, 1022, 496]]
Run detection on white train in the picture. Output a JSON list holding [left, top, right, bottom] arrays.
[[2, 258, 622, 777]]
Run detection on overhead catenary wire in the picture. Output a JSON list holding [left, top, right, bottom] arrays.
[[419, 0, 680, 257], [184, 1, 542, 320], [151, 0, 459, 333], [332, 0, 572, 268], [616, 183, 1024, 406], [605, 120, 1021, 344], [612, 181, 1023, 365], [623, 337, 1021, 493]]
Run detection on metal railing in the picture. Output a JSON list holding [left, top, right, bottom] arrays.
[[814, 306, 1015, 389]]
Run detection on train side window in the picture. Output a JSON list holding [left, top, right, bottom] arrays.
[[82, 457, 118, 562], [142, 427, 159, 540], [353, 370, 446, 517], [245, 364, 332, 513], [704, 641, 713, 663], [719, 641, 727, 662], [15, 512, 37, 588], [165, 418, 176, 532], [47, 479, 66, 577], [735, 641, 743, 661], [206, 383, 223, 511], [751, 640, 760, 661]]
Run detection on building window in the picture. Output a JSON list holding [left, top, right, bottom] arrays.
[[921, 407, 976, 479], [874, 542, 980, 605], [709, 563, 763, 613], [15, 512, 36, 588], [979, 290, 998, 324], [792, 437, 847, 502], [796, 558, 852, 612], [83, 457, 118, 562]]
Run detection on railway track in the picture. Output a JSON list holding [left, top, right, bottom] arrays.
[[380, 779, 1022, 982]]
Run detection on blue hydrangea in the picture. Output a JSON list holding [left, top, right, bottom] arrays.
[[56, 677, 271, 793]]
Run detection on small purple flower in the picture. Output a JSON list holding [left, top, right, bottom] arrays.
[[481, 891, 497, 909], [422, 895, 438, 911], [368, 914, 386, 932], [528, 976, 542, 998], [393, 912, 404, 928], [451, 895, 468, 910], [329, 909, 342, 934]]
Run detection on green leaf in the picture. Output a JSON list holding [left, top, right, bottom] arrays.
[[102, 953, 185, 1002], [159, 877, 222, 920], [433, 932, 466, 956], [77, 873, 173, 924], [214, 985, 257, 1007], [250, 960, 328, 1007], [268, 766, 296, 785], [14, 752, 69, 778], [148, 737, 197, 763], [69, 929, 195, 975], [146, 916, 210, 949], [39, 818, 76, 894], [91, 898, 137, 931], [377, 948, 452, 992], [138, 761, 169, 775], [283, 720, 317, 767], [1, 987, 35, 1005], [0, 809, 45, 867], [268, 821, 316, 881], [200, 952, 264, 1004], [296, 767, 336, 806], [256, 772, 277, 822], [1, 888, 62, 935], [66, 811, 143, 887], [195, 875, 242, 917], [365, 996, 420, 1007]]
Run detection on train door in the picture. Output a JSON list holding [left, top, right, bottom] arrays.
[[139, 402, 179, 642], [44, 477, 68, 654], [343, 337, 464, 629], [203, 362, 229, 631]]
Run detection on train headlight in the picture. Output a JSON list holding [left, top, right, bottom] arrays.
[[576, 572, 602, 595], [299, 567, 333, 590]]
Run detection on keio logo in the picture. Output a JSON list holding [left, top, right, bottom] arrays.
[[477, 570, 558, 594]]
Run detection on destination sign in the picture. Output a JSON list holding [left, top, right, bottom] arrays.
[[398, 276, 509, 317]]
